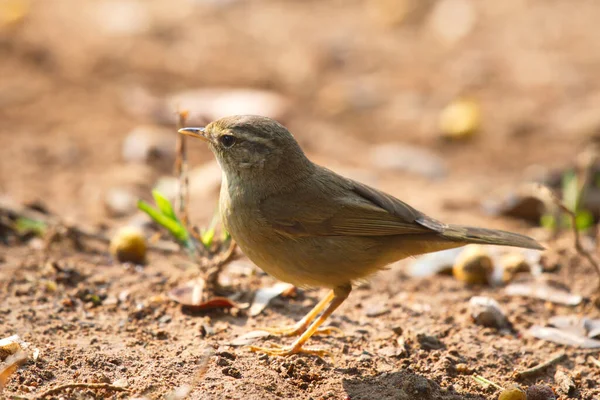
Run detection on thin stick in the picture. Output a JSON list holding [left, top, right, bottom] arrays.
[[204, 238, 237, 293], [472, 375, 504, 391], [36, 383, 128, 398], [514, 352, 566, 380], [537, 184, 600, 294], [175, 109, 190, 227]]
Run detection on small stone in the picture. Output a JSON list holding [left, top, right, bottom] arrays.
[[216, 356, 231, 367], [215, 350, 236, 361], [416, 334, 444, 350], [112, 378, 129, 388], [469, 296, 510, 330], [391, 326, 404, 335], [365, 304, 390, 317], [221, 366, 242, 379], [454, 363, 471, 374]]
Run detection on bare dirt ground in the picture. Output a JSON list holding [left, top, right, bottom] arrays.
[[2, 0, 600, 399]]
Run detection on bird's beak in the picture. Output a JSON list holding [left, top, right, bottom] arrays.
[[178, 127, 208, 142]]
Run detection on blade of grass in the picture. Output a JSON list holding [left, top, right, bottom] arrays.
[[137, 200, 187, 243], [152, 190, 177, 221]]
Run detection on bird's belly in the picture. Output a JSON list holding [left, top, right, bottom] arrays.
[[221, 191, 412, 288], [230, 226, 397, 288]]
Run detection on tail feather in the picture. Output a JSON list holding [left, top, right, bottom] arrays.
[[441, 224, 544, 250]]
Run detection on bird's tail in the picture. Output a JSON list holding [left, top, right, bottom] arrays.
[[441, 224, 544, 250]]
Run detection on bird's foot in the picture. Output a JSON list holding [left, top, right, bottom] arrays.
[[249, 342, 332, 358], [258, 324, 343, 337]]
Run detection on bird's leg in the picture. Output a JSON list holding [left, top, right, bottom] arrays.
[[257, 290, 342, 336], [250, 284, 351, 357]]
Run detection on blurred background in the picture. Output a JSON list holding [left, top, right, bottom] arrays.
[[1, 0, 600, 228]]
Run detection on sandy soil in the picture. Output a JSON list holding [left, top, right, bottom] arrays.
[[2, 1, 600, 399]]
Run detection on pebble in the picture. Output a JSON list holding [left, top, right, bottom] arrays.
[[469, 296, 510, 330]]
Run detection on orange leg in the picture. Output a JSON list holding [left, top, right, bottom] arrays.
[[257, 290, 342, 336], [250, 284, 351, 357]]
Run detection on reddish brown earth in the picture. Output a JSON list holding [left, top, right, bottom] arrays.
[[2, 1, 600, 399]]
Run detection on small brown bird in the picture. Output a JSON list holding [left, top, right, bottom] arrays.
[[180, 115, 543, 357]]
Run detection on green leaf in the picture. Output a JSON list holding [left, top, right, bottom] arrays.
[[200, 213, 220, 248], [152, 190, 177, 220], [221, 230, 231, 242], [201, 228, 215, 248], [14, 217, 47, 236], [575, 210, 594, 231], [137, 200, 188, 243]]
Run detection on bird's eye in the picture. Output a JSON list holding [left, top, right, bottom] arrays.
[[219, 135, 236, 148]]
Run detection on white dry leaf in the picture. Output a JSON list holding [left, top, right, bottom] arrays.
[[528, 326, 600, 349], [0, 335, 29, 361], [505, 281, 582, 306], [249, 283, 295, 317]]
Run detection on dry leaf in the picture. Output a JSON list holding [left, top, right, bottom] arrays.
[[548, 315, 600, 338], [168, 278, 238, 310], [528, 326, 600, 348], [0, 335, 27, 361], [0, 352, 28, 390], [505, 280, 582, 306], [249, 283, 295, 317]]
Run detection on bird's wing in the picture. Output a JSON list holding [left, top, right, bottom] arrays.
[[259, 168, 445, 238]]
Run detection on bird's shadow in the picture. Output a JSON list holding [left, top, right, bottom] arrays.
[[342, 370, 486, 400]]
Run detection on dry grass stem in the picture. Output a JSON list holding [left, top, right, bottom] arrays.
[[514, 352, 566, 380], [175, 109, 190, 227]]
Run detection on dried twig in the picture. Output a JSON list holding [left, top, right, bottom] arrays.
[[514, 351, 566, 380], [537, 184, 600, 296], [472, 374, 504, 391], [204, 239, 237, 293], [36, 382, 128, 398], [175, 109, 190, 227]]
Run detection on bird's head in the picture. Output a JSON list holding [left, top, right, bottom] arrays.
[[179, 115, 311, 181]]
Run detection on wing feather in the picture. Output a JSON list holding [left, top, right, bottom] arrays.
[[259, 167, 444, 237]]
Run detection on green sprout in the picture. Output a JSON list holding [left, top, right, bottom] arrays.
[[540, 170, 594, 231], [13, 217, 47, 236], [137, 190, 221, 257]]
